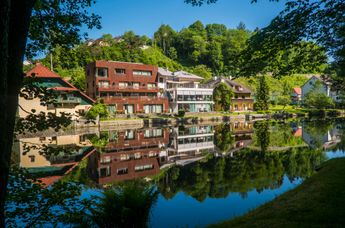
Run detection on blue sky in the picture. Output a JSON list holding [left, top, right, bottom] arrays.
[[85, 0, 287, 39]]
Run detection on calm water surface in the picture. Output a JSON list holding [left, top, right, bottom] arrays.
[[13, 118, 345, 227]]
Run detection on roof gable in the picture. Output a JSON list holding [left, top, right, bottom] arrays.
[[26, 63, 61, 78]]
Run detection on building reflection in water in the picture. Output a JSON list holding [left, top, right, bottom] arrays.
[[15, 133, 95, 185], [87, 128, 169, 184], [16, 119, 342, 186]]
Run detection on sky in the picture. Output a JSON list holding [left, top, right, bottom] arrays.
[[84, 0, 287, 39]]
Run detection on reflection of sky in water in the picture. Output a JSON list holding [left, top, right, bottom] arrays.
[[325, 150, 345, 159], [150, 176, 302, 228]]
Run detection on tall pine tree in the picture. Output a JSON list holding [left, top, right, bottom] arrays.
[[255, 76, 270, 110]]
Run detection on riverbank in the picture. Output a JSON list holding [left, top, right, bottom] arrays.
[[209, 157, 345, 228]]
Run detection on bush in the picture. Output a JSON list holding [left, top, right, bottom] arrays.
[[308, 109, 326, 117], [178, 109, 185, 117], [86, 102, 109, 119], [326, 109, 341, 117]]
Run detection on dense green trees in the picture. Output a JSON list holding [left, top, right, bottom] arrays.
[[255, 76, 270, 111], [213, 83, 233, 111], [304, 82, 335, 110], [42, 19, 327, 90]]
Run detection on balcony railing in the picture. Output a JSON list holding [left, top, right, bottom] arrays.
[[55, 97, 81, 104], [97, 85, 158, 91], [102, 96, 168, 103]]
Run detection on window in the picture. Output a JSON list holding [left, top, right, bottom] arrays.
[[101, 156, 111, 164], [119, 82, 128, 88], [148, 152, 156, 157], [120, 154, 130, 161], [134, 153, 141, 159], [100, 167, 111, 177], [29, 155, 35, 163], [96, 68, 108, 77], [147, 83, 156, 89], [115, 68, 126, 74], [159, 77, 164, 83], [98, 81, 109, 88], [125, 130, 134, 140], [133, 70, 152, 76], [117, 168, 128, 175], [135, 164, 154, 172]]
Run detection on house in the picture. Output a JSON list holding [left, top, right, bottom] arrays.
[[301, 76, 341, 103], [291, 87, 302, 104], [157, 68, 214, 113], [87, 128, 169, 184], [205, 77, 254, 111], [86, 61, 169, 114], [20, 63, 94, 119]]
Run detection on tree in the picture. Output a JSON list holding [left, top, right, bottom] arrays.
[[154, 24, 176, 55], [213, 83, 233, 111], [86, 101, 109, 119], [277, 95, 291, 109], [0, 1, 100, 225], [303, 82, 335, 110], [189, 65, 213, 82], [255, 76, 270, 111]]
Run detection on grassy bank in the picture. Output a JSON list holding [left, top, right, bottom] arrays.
[[209, 158, 345, 228]]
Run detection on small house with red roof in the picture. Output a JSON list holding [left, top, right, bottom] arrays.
[[291, 87, 302, 104], [19, 63, 94, 119]]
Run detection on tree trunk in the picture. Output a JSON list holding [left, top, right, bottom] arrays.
[[0, 0, 35, 227]]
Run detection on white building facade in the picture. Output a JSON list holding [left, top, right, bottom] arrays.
[[301, 76, 341, 103], [157, 68, 214, 113]]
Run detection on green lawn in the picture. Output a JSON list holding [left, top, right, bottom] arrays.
[[209, 158, 345, 228]]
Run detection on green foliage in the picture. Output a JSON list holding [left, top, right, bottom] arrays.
[[254, 121, 270, 152], [277, 95, 291, 109], [214, 124, 234, 152], [178, 109, 186, 117], [88, 132, 110, 149], [255, 76, 270, 111], [189, 65, 213, 82], [90, 181, 158, 228], [304, 82, 335, 110], [156, 145, 324, 202], [5, 168, 88, 227], [86, 102, 109, 119], [213, 82, 233, 111]]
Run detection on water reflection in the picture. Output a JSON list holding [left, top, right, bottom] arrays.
[[12, 118, 345, 226], [14, 119, 345, 186]]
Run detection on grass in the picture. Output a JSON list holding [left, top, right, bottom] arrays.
[[209, 158, 345, 228]]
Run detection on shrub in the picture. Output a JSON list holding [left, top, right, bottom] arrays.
[[86, 102, 109, 119], [178, 109, 185, 117]]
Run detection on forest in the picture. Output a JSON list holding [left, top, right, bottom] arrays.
[[36, 21, 327, 93]]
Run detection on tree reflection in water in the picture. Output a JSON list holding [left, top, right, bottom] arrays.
[[156, 147, 326, 202]]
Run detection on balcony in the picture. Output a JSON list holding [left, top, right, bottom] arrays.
[[55, 97, 81, 104], [97, 85, 159, 93], [102, 96, 168, 104], [231, 97, 254, 101]]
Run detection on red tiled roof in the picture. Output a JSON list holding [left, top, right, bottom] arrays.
[[26, 63, 61, 78], [294, 128, 302, 137], [293, 87, 302, 95], [25, 63, 95, 104]]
